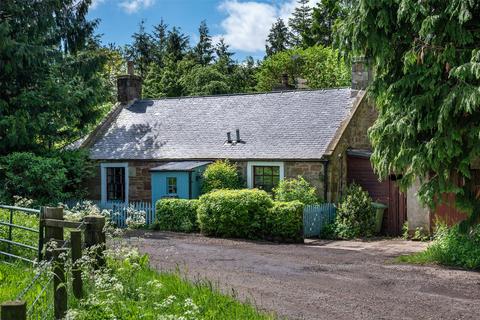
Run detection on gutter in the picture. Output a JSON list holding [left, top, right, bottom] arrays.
[[188, 171, 193, 199], [319, 158, 329, 202]]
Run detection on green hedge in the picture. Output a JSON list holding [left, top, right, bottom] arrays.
[[266, 201, 304, 243], [154, 199, 199, 233], [197, 189, 273, 239]]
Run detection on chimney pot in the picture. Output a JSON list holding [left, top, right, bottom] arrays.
[[127, 61, 135, 76], [236, 129, 241, 142], [227, 132, 232, 143], [117, 61, 142, 103]]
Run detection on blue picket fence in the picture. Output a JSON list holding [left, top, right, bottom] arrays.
[[303, 203, 336, 238], [64, 200, 155, 228]]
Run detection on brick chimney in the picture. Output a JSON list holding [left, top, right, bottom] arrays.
[[351, 57, 372, 90], [117, 61, 142, 103]]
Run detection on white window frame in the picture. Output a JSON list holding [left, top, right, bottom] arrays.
[[247, 161, 285, 189], [101, 162, 129, 204]]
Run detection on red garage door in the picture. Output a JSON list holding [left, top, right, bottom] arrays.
[[347, 155, 406, 236]]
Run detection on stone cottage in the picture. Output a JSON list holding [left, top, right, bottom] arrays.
[[77, 60, 414, 235]]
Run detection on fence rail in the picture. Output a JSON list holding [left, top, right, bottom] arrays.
[[0, 205, 41, 264], [303, 203, 336, 238]]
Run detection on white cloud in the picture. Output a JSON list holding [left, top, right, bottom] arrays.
[[216, 0, 319, 53], [119, 0, 155, 14], [90, 0, 106, 10]]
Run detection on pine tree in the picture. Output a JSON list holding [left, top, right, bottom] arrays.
[[288, 0, 313, 47], [0, 0, 108, 154], [338, 1, 480, 229], [152, 19, 169, 67], [126, 20, 155, 78], [215, 38, 234, 73], [166, 27, 190, 62], [266, 18, 290, 56], [308, 0, 347, 47], [193, 20, 214, 66]]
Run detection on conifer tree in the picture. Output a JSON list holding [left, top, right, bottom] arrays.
[[193, 20, 214, 66], [288, 0, 313, 47], [126, 20, 155, 78], [338, 1, 480, 228], [308, 0, 346, 47], [266, 18, 290, 56], [215, 38, 234, 73], [166, 27, 190, 62], [152, 19, 169, 67]]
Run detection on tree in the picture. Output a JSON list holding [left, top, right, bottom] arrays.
[[152, 19, 169, 67], [308, 0, 347, 47], [180, 64, 230, 96], [126, 20, 155, 78], [0, 0, 108, 154], [255, 46, 350, 91], [215, 37, 235, 73], [143, 58, 182, 98], [193, 20, 214, 66], [229, 56, 258, 93], [166, 27, 190, 62], [338, 1, 480, 228], [288, 0, 313, 47], [266, 18, 290, 56]]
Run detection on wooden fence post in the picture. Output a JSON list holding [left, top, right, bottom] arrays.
[[70, 230, 83, 299], [84, 215, 106, 268], [53, 248, 68, 320], [1, 301, 26, 320], [44, 207, 64, 257]]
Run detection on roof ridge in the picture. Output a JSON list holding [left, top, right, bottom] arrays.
[[139, 87, 351, 102]]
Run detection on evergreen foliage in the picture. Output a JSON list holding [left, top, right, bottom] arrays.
[[193, 20, 214, 66], [338, 0, 480, 229], [126, 20, 155, 78], [273, 176, 319, 204], [288, 0, 313, 47], [308, 0, 347, 47], [202, 160, 240, 194], [266, 18, 290, 57], [0, 0, 109, 154], [256, 46, 350, 91]]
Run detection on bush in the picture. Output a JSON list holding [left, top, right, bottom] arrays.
[[197, 189, 273, 238], [266, 201, 304, 242], [273, 176, 319, 204], [399, 223, 480, 270], [335, 183, 376, 239], [0, 152, 67, 205], [155, 199, 199, 233], [202, 160, 240, 193], [54, 149, 94, 199]]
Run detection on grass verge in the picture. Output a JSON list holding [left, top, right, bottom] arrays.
[[396, 223, 480, 270]]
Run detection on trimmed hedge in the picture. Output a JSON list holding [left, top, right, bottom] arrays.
[[197, 189, 273, 239], [155, 199, 199, 233], [266, 201, 304, 242]]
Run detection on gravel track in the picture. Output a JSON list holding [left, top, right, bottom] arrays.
[[126, 231, 480, 320]]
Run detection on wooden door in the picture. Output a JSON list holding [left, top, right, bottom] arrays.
[[347, 155, 406, 235]]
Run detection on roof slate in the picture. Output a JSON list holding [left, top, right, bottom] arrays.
[[88, 89, 355, 160]]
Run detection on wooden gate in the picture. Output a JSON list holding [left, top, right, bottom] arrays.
[[303, 204, 336, 238], [347, 154, 407, 236]]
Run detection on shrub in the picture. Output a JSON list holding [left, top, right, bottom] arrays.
[[0, 152, 67, 205], [155, 199, 199, 232], [273, 176, 319, 204], [335, 183, 376, 239], [266, 201, 304, 242], [399, 223, 480, 270], [202, 160, 240, 193], [54, 149, 94, 199], [197, 189, 273, 238]]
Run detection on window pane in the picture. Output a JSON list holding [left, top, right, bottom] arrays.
[[167, 177, 177, 194], [272, 166, 280, 175], [254, 166, 263, 175], [263, 167, 272, 175], [106, 167, 125, 201]]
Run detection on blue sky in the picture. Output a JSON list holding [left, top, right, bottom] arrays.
[[88, 0, 319, 61]]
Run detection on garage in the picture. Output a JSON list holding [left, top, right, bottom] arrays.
[[346, 149, 406, 235]]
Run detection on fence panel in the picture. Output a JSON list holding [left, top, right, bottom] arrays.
[[303, 203, 336, 238]]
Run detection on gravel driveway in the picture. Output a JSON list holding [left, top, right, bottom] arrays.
[[126, 231, 480, 320]]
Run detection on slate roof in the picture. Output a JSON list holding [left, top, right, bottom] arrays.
[[150, 161, 212, 172], [88, 89, 356, 160]]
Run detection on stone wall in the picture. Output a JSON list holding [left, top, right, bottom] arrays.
[[327, 94, 377, 202], [87, 159, 327, 202]]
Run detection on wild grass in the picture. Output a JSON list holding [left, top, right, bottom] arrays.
[[68, 247, 275, 319], [397, 223, 480, 270]]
